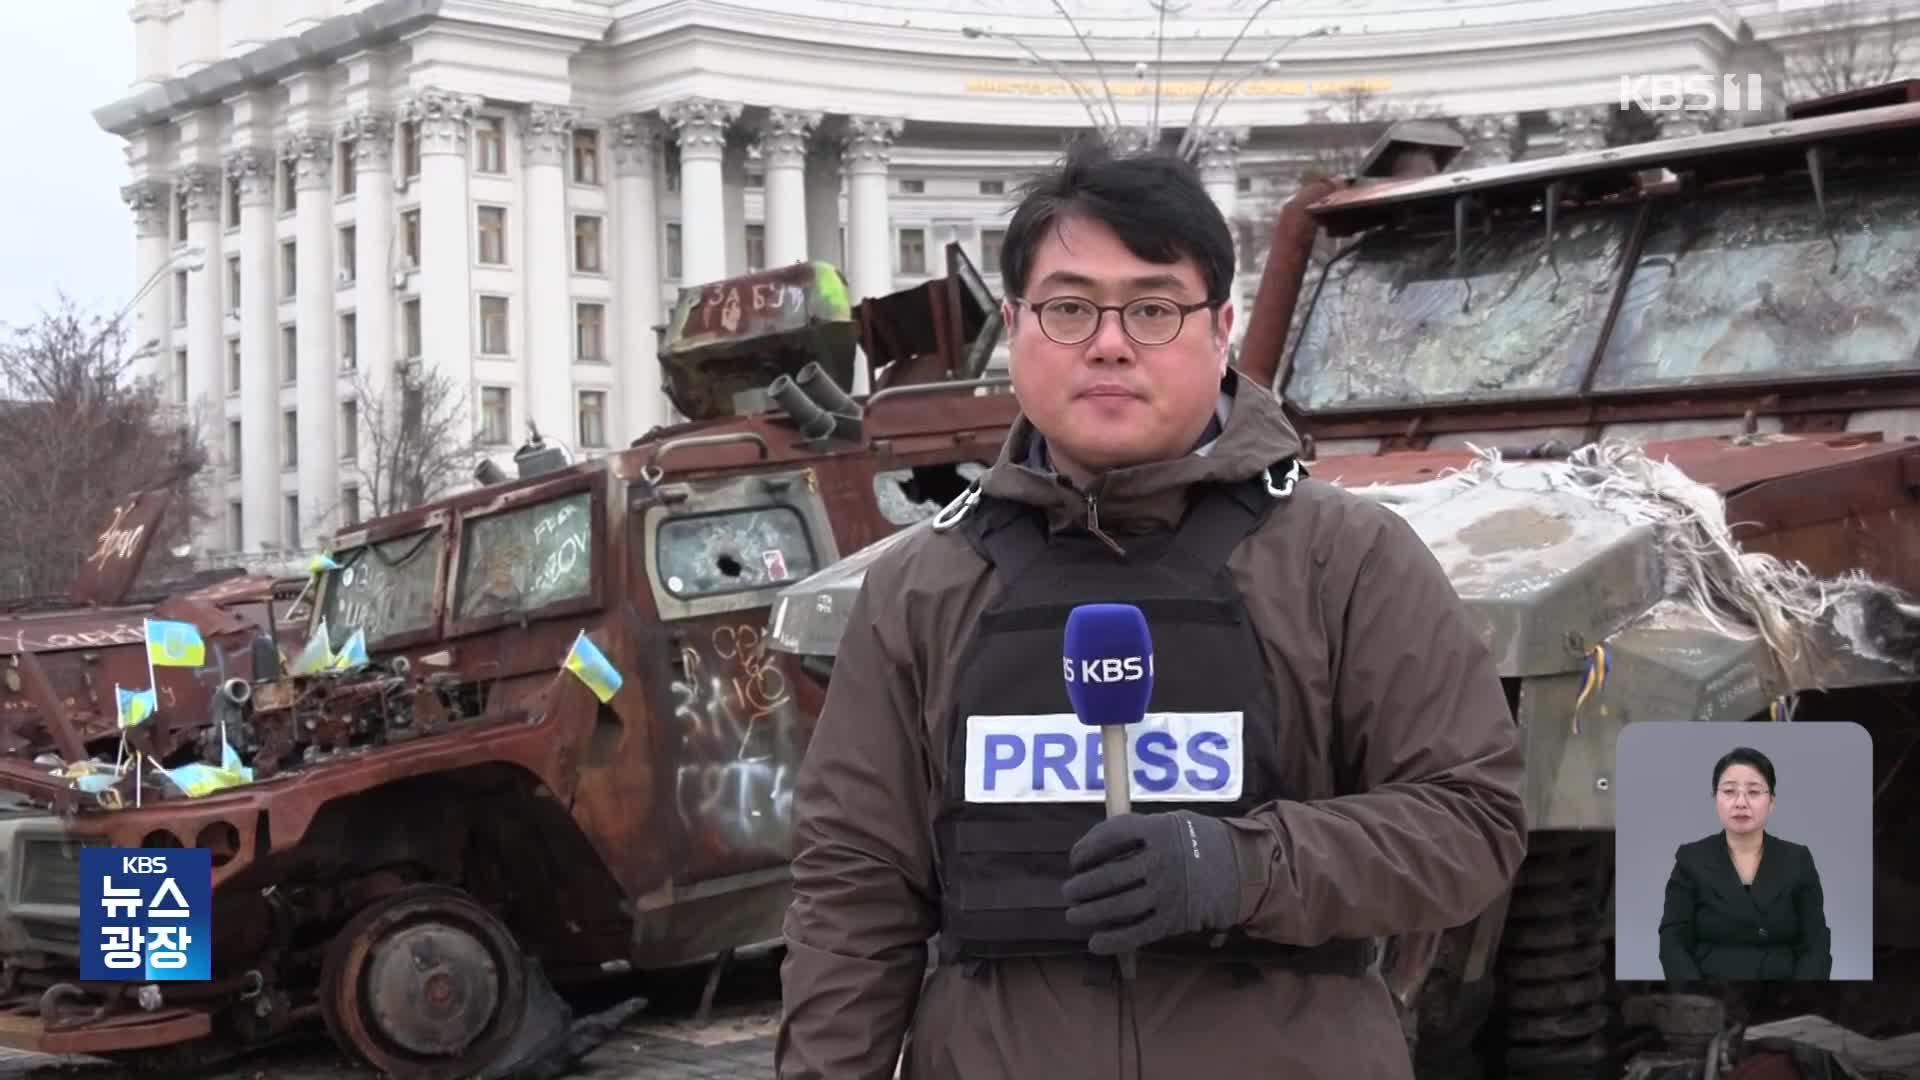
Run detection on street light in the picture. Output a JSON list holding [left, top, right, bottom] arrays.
[[115, 244, 206, 329]]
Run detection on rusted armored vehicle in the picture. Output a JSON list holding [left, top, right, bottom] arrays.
[[0, 249, 1008, 1075], [771, 86, 1920, 1078]]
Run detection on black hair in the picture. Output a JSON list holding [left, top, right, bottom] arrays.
[[999, 135, 1236, 306], [1712, 746, 1777, 793]]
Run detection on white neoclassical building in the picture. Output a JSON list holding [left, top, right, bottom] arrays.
[[95, 0, 1914, 559]]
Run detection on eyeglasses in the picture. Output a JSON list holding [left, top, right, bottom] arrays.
[[1717, 786, 1771, 802], [1013, 295, 1217, 347]]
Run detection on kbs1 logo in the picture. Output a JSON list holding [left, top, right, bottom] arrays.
[[80, 848, 212, 981], [1618, 73, 1768, 114], [1063, 653, 1154, 683]]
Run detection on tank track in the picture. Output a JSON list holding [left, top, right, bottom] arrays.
[[1491, 830, 1617, 1080]]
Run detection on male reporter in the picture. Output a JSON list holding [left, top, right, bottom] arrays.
[[777, 139, 1527, 1079]]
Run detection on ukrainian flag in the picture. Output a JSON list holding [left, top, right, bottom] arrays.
[[308, 552, 341, 575], [331, 629, 369, 671], [144, 618, 206, 668], [563, 630, 623, 703], [115, 685, 157, 729], [288, 621, 334, 675]]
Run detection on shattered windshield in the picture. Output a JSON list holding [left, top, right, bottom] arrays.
[[319, 528, 443, 644], [1285, 204, 1635, 410], [1592, 172, 1920, 390], [455, 491, 594, 621], [656, 506, 818, 599]]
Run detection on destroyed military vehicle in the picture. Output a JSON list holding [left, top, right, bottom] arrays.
[[769, 85, 1920, 1078], [0, 249, 1010, 1076]]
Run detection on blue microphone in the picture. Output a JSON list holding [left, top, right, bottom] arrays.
[[1063, 603, 1153, 979]]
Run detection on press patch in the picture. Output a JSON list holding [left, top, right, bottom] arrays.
[[963, 712, 1244, 803]]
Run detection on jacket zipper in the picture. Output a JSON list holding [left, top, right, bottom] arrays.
[[1084, 488, 1126, 557]]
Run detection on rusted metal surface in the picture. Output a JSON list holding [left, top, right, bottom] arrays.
[[67, 489, 172, 608], [658, 262, 857, 421]]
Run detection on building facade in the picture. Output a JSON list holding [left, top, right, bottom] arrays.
[[96, 0, 1911, 559]]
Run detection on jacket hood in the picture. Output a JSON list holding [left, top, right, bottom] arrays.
[[977, 367, 1306, 537]]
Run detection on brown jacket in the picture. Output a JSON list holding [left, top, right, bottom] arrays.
[[777, 372, 1528, 1079]]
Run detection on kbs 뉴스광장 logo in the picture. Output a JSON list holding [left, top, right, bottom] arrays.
[[79, 848, 212, 981]]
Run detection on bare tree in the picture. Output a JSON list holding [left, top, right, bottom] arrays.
[[329, 361, 488, 523], [0, 295, 211, 603], [1783, 0, 1916, 100]]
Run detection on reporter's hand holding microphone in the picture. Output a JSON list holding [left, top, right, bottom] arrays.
[[1058, 603, 1244, 970]]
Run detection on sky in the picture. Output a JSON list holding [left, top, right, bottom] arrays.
[[0, 2, 137, 333]]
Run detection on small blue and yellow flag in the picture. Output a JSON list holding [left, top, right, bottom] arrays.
[[308, 552, 341, 575], [144, 618, 206, 668], [287, 620, 334, 675], [115, 685, 157, 729], [331, 629, 369, 672], [563, 630, 623, 704]]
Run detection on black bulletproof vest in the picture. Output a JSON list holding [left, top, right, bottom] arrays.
[[929, 466, 1373, 975]]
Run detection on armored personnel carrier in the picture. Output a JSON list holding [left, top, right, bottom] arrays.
[[0, 248, 1008, 1076], [769, 85, 1920, 1077]]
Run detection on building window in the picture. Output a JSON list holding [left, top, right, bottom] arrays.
[[746, 224, 766, 272], [666, 222, 682, 279], [746, 171, 764, 189], [898, 228, 926, 275], [281, 325, 297, 384], [474, 116, 505, 174], [980, 228, 1005, 276], [339, 312, 357, 369], [401, 120, 420, 177], [664, 144, 680, 191], [338, 141, 357, 195], [280, 240, 297, 298], [899, 178, 924, 194], [401, 209, 421, 266], [1237, 176, 1252, 194], [477, 206, 507, 265], [480, 386, 511, 445], [574, 215, 603, 273], [226, 256, 241, 314], [282, 410, 298, 468], [572, 129, 600, 185], [279, 160, 296, 212], [341, 485, 361, 526], [340, 400, 358, 462], [338, 225, 357, 282], [575, 302, 605, 362], [403, 299, 422, 358], [228, 499, 243, 551], [172, 270, 188, 325], [226, 177, 241, 227], [479, 296, 510, 355], [284, 494, 301, 543], [174, 188, 188, 242], [979, 179, 1004, 195], [226, 420, 242, 476], [227, 338, 241, 396], [577, 390, 606, 448], [174, 349, 188, 404]]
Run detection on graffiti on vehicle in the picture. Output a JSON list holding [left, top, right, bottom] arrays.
[[670, 620, 797, 855]]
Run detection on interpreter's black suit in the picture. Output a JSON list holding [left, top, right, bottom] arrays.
[[1657, 832, 1831, 981]]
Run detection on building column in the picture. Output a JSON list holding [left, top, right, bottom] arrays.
[[284, 128, 338, 545], [402, 88, 480, 407], [665, 97, 740, 287], [758, 109, 819, 268], [227, 147, 281, 551], [842, 116, 901, 302], [341, 110, 395, 415], [177, 165, 226, 419], [120, 180, 170, 383], [804, 141, 842, 267], [1195, 126, 1248, 333], [519, 102, 580, 450], [613, 113, 666, 444], [1549, 106, 1612, 154], [1457, 113, 1521, 168]]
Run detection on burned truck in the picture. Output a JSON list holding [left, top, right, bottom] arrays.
[[769, 87, 1920, 1077], [0, 249, 1007, 1075]]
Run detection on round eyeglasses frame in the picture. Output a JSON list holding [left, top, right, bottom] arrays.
[[1012, 295, 1219, 347]]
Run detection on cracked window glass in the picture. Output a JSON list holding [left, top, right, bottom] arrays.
[[455, 491, 594, 621], [1285, 205, 1635, 410], [873, 461, 986, 526], [1594, 174, 1920, 390], [656, 506, 817, 599], [320, 529, 442, 643]]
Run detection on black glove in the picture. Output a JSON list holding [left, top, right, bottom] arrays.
[[1061, 811, 1242, 956]]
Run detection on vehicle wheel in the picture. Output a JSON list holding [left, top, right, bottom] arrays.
[[1494, 831, 1617, 1080], [318, 883, 528, 1080]]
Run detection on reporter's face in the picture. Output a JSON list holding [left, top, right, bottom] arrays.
[[1715, 764, 1773, 835]]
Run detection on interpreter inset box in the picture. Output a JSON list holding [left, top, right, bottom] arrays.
[[1613, 721, 1873, 982]]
